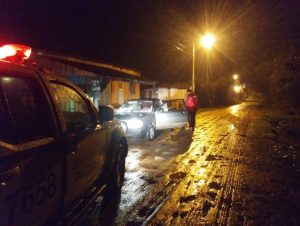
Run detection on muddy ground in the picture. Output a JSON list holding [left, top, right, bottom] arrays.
[[78, 100, 300, 226]]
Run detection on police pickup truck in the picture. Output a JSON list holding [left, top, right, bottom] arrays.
[[0, 44, 128, 226]]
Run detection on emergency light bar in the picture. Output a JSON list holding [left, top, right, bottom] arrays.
[[0, 44, 32, 63]]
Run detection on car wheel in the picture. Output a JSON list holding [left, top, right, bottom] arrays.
[[105, 141, 126, 197], [147, 124, 156, 140]]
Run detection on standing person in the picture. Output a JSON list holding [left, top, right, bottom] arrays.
[[185, 87, 198, 132]]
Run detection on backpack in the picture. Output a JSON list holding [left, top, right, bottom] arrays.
[[185, 94, 198, 111]]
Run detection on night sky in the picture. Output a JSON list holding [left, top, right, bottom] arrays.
[[0, 0, 299, 83]]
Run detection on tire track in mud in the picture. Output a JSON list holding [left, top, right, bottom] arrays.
[[216, 111, 251, 225], [145, 104, 256, 225], [129, 179, 181, 226], [123, 106, 237, 225], [189, 107, 253, 225], [125, 110, 229, 225]]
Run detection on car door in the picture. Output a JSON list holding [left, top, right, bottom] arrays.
[[155, 99, 187, 130], [49, 82, 107, 211], [0, 72, 64, 226]]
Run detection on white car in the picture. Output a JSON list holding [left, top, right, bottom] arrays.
[[115, 98, 188, 140]]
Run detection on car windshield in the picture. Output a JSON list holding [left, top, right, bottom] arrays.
[[118, 100, 153, 113]]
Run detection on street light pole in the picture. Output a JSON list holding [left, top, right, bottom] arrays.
[[192, 43, 195, 91], [192, 33, 215, 92], [191, 33, 216, 92]]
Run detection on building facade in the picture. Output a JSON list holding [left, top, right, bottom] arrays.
[[35, 52, 141, 108]]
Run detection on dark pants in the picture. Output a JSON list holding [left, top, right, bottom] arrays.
[[188, 111, 196, 130]]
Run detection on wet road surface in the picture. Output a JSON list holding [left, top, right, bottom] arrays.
[[78, 100, 300, 225]]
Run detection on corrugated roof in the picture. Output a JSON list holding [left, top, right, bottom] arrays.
[[36, 52, 141, 80]]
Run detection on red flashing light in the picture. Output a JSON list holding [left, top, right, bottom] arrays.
[[0, 44, 32, 63]]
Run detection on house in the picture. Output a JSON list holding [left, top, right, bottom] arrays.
[[34, 52, 141, 108], [141, 80, 189, 100]]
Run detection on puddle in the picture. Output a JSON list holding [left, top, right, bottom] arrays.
[[208, 181, 221, 190], [202, 146, 208, 152], [179, 195, 196, 203], [172, 211, 179, 218], [169, 172, 187, 180], [206, 191, 217, 199], [206, 155, 217, 161], [202, 200, 213, 215], [180, 211, 188, 218], [188, 159, 196, 164]]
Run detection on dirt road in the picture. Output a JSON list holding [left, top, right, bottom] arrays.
[[79, 100, 300, 226]]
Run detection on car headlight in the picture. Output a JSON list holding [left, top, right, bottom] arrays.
[[120, 121, 127, 133], [127, 119, 144, 129]]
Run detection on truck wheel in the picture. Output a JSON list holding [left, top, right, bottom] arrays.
[[105, 142, 126, 197], [147, 125, 156, 141]]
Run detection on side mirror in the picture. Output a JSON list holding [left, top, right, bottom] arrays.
[[98, 105, 114, 123]]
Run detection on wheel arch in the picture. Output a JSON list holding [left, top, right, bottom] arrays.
[[104, 128, 128, 173]]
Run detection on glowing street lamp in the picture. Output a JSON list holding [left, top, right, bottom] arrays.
[[233, 85, 242, 93], [192, 33, 216, 91], [233, 74, 239, 80], [200, 33, 216, 50]]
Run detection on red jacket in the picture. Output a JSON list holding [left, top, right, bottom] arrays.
[[185, 92, 198, 112]]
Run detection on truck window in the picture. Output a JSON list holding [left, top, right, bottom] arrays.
[[50, 83, 94, 131], [0, 75, 52, 144]]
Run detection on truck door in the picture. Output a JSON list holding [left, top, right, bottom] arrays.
[[0, 73, 64, 226], [49, 82, 107, 212]]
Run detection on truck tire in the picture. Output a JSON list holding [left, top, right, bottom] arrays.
[[105, 141, 127, 198]]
